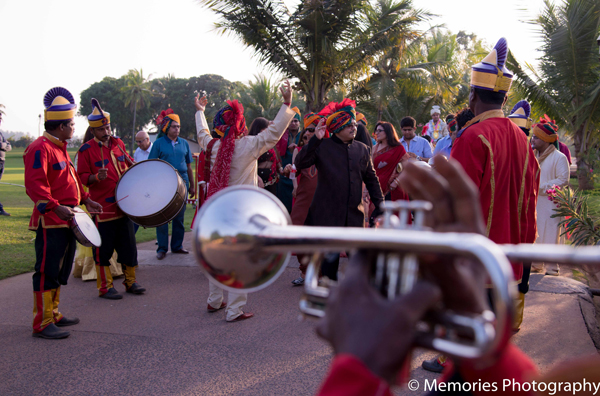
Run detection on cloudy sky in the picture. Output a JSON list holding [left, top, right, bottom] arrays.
[[0, 0, 546, 137]]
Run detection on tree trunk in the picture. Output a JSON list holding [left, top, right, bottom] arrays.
[[130, 102, 137, 156], [573, 123, 594, 190]]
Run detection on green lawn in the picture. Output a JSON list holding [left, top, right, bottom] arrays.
[[0, 148, 195, 280], [568, 177, 600, 215]]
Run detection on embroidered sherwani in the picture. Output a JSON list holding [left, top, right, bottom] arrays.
[[451, 110, 540, 282]]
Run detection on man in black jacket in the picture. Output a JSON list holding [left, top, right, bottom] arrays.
[[295, 99, 383, 280]]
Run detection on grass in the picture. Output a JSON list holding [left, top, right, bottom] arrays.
[[568, 177, 600, 215], [0, 148, 195, 281]]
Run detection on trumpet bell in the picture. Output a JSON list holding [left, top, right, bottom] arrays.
[[192, 185, 292, 293]]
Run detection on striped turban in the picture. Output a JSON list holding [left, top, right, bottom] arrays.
[[532, 117, 559, 149], [318, 98, 356, 135]]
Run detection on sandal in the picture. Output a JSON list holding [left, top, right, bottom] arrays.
[[291, 277, 304, 286]]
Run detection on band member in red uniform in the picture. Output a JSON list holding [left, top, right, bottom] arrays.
[[24, 87, 102, 339], [77, 99, 145, 300], [451, 38, 539, 334], [316, 158, 539, 396]]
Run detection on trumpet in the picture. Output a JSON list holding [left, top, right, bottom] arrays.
[[192, 186, 600, 360]]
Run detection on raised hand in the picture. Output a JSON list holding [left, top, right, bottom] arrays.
[[279, 80, 293, 104], [315, 118, 326, 140], [195, 94, 208, 112]]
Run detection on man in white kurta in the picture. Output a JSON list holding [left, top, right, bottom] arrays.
[[531, 120, 570, 276], [194, 82, 295, 321]]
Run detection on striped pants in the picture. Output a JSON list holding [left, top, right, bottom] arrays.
[[32, 225, 77, 332]]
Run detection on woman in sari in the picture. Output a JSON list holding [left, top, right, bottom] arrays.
[[372, 121, 409, 204]]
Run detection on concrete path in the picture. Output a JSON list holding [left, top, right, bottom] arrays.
[[0, 235, 598, 395]]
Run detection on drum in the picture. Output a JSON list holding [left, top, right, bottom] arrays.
[[71, 207, 102, 247], [115, 159, 187, 228]]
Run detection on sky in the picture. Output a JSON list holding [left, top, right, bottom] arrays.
[[0, 0, 547, 138]]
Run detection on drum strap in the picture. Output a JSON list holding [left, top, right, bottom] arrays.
[[204, 139, 218, 184]]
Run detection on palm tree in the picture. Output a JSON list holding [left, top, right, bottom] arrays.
[[121, 69, 155, 154], [352, 29, 484, 126], [507, 0, 600, 190], [200, 0, 429, 112]]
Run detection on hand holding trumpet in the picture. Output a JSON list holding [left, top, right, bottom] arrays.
[[316, 155, 490, 383]]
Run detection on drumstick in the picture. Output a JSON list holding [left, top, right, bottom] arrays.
[[88, 211, 114, 214], [112, 137, 135, 166], [103, 195, 129, 208]]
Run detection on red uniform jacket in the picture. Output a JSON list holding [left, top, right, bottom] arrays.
[[451, 111, 540, 282], [24, 132, 90, 230], [317, 344, 538, 396], [77, 136, 133, 222]]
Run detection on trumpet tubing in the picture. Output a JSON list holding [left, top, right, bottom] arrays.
[[193, 186, 600, 360]]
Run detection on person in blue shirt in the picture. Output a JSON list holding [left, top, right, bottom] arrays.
[[399, 116, 432, 162], [433, 115, 456, 158], [149, 111, 195, 260]]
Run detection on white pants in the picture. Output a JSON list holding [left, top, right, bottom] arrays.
[[207, 281, 248, 321]]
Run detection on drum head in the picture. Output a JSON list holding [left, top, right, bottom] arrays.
[[116, 160, 179, 218], [73, 209, 102, 247]]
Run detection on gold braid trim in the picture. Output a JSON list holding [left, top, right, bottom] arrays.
[[517, 149, 530, 240], [478, 135, 495, 237]]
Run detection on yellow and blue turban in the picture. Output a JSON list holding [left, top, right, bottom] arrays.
[[319, 98, 356, 135], [471, 38, 513, 93], [291, 107, 302, 122], [508, 100, 532, 134], [356, 112, 367, 126], [44, 87, 77, 122], [303, 112, 324, 130], [155, 109, 180, 139], [87, 98, 110, 127]]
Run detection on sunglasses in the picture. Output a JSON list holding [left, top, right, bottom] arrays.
[[305, 127, 315, 132]]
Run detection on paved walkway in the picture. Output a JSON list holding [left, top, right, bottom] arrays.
[[0, 235, 598, 395]]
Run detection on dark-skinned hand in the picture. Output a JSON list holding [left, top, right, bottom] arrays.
[[316, 155, 491, 384]]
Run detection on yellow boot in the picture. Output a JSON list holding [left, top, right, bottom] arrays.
[[51, 287, 64, 323], [32, 291, 54, 333], [96, 265, 122, 299], [123, 266, 146, 294], [513, 292, 526, 332]]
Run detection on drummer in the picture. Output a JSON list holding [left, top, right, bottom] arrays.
[[77, 99, 146, 299], [24, 87, 103, 339]]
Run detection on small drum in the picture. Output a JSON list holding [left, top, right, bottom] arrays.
[[115, 159, 187, 228], [71, 207, 102, 247]]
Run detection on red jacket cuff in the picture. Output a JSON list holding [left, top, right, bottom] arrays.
[[317, 354, 391, 396]]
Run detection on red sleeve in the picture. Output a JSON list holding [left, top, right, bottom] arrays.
[[24, 145, 60, 213], [523, 147, 540, 243], [441, 343, 538, 396], [451, 132, 486, 189], [77, 146, 94, 186], [317, 355, 392, 396]]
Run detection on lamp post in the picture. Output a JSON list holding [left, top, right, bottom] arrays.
[[38, 114, 42, 137]]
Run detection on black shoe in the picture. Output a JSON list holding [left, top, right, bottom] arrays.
[[100, 288, 123, 300], [0, 210, 10, 216], [32, 323, 70, 339], [126, 282, 146, 294], [421, 357, 446, 373], [157, 251, 166, 260], [55, 316, 80, 327]]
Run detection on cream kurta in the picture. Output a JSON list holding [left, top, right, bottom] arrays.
[[195, 105, 295, 186], [195, 103, 294, 321], [535, 147, 570, 245]]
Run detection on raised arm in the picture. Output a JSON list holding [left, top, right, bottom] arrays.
[[194, 95, 212, 151]]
